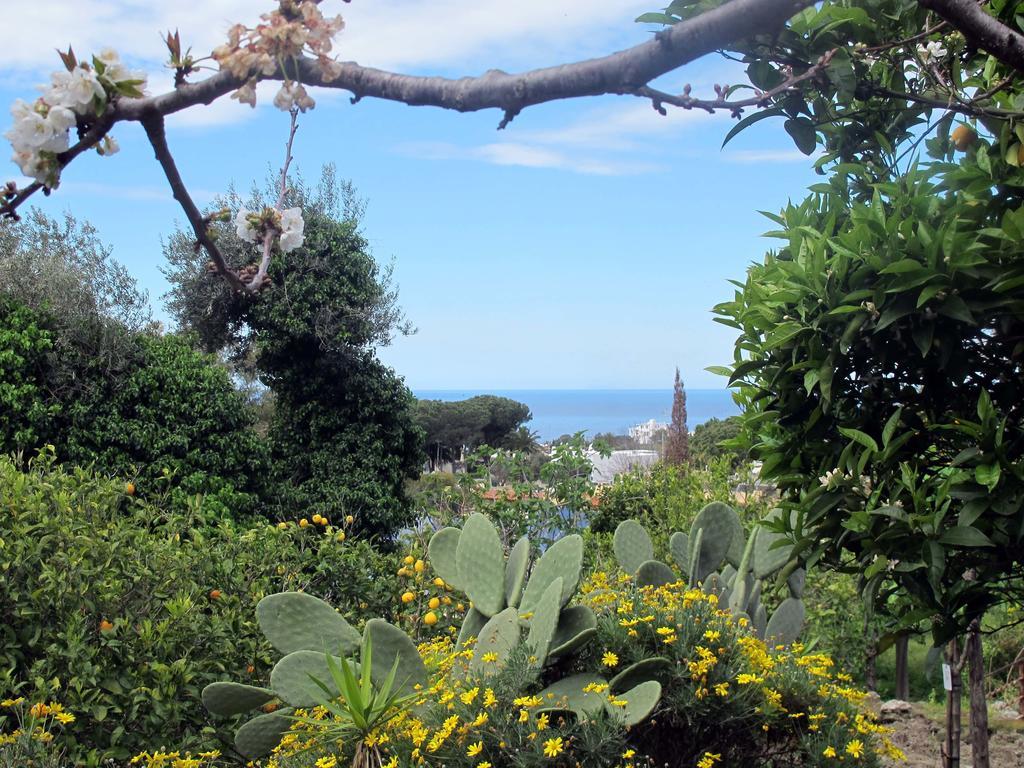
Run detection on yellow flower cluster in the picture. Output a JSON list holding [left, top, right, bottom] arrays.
[[130, 750, 222, 768]]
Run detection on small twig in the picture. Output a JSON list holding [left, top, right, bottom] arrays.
[[248, 108, 301, 290], [631, 49, 837, 118], [140, 110, 247, 293]]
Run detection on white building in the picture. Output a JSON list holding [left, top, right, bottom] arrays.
[[588, 449, 659, 484], [628, 419, 667, 445]]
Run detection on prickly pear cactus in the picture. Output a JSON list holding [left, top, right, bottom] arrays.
[[520, 534, 583, 610], [203, 592, 425, 759], [456, 513, 507, 616], [428, 526, 465, 590], [613, 519, 654, 574], [256, 591, 361, 656]]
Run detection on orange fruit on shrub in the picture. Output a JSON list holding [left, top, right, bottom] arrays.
[[952, 124, 976, 151]]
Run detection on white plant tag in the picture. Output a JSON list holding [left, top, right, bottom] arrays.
[[942, 663, 953, 691]]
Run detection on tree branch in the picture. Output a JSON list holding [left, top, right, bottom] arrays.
[[114, 0, 814, 125], [918, 0, 1024, 73], [140, 110, 248, 293]]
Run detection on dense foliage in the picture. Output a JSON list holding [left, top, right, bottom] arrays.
[[164, 170, 423, 539], [0, 453, 396, 765], [636, 0, 1024, 644], [0, 299, 56, 453], [62, 333, 270, 515], [415, 395, 533, 467]]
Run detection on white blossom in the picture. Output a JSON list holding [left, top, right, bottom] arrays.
[[278, 207, 305, 252], [916, 40, 948, 65], [272, 82, 315, 112], [42, 67, 105, 113], [98, 135, 119, 156], [232, 79, 258, 108], [235, 208, 258, 243]]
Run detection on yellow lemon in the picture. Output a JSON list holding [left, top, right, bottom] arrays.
[[403, 555, 414, 565], [423, 611, 438, 626], [299, 518, 309, 528], [401, 591, 415, 604], [428, 597, 440, 609], [433, 577, 445, 588], [414, 559, 425, 573], [336, 532, 346, 542]]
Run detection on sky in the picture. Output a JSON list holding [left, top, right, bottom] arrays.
[[0, 0, 821, 390]]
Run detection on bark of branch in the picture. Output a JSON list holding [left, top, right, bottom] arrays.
[[918, 0, 1024, 73], [140, 111, 247, 293], [114, 0, 814, 124]]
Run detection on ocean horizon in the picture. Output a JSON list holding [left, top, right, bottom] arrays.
[[413, 389, 740, 442]]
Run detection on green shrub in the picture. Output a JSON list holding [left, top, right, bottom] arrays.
[[590, 460, 769, 542], [0, 299, 58, 453], [0, 452, 396, 765], [61, 333, 270, 517]]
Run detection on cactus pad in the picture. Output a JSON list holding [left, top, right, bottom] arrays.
[[608, 657, 671, 693], [635, 559, 676, 588], [548, 605, 597, 658], [611, 680, 662, 726], [753, 603, 768, 639], [765, 597, 805, 646], [456, 607, 488, 650], [538, 673, 607, 718], [234, 709, 294, 759], [787, 567, 806, 598], [202, 682, 276, 716], [525, 577, 562, 668], [256, 592, 360, 656], [428, 527, 465, 590], [365, 619, 427, 696], [505, 535, 531, 608], [520, 534, 583, 611], [753, 509, 793, 579], [669, 531, 689, 571], [270, 650, 347, 707], [456, 514, 506, 617], [690, 502, 741, 578], [613, 520, 654, 575], [471, 607, 520, 675]]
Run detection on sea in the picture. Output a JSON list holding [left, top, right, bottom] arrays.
[[413, 389, 740, 443]]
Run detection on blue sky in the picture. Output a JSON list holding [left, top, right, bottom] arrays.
[[1, 0, 819, 389]]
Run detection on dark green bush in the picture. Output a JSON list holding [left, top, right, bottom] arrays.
[[0, 452, 397, 765]]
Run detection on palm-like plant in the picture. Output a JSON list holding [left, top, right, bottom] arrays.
[[303, 635, 420, 768]]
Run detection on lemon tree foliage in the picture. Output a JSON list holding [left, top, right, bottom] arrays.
[[642, 0, 1024, 640], [0, 453, 396, 764]]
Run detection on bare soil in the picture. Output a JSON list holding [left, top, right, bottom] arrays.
[[880, 703, 1024, 768]]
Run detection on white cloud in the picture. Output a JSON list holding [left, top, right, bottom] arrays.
[[0, 0, 652, 73], [396, 139, 658, 175], [393, 97, 723, 175]]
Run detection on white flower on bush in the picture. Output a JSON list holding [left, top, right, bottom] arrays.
[[235, 208, 259, 243], [916, 40, 948, 65], [278, 207, 304, 252]]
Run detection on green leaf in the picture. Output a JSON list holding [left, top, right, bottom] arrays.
[[938, 527, 994, 548], [784, 117, 817, 155], [975, 464, 1001, 490], [838, 427, 878, 453], [722, 108, 785, 149]]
